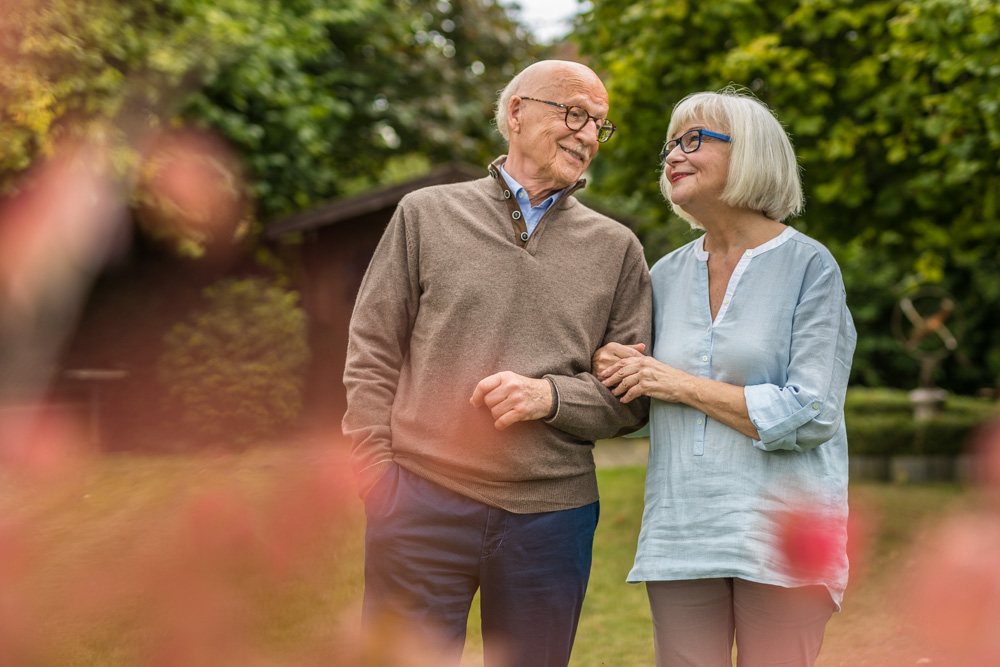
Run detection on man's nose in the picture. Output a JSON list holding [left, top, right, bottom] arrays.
[[574, 119, 600, 146]]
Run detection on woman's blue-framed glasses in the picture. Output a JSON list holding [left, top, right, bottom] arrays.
[[660, 128, 732, 160]]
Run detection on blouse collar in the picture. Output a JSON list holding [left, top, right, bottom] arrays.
[[694, 226, 797, 261]]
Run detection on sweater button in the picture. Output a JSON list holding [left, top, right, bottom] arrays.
[[504, 190, 511, 199], [520, 232, 529, 241], [512, 210, 522, 220]]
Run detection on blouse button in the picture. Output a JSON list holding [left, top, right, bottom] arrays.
[[520, 232, 529, 241], [812, 401, 821, 410], [701, 355, 709, 362], [696, 418, 704, 425], [512, 210, 522, 220]]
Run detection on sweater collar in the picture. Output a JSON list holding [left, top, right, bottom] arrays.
[[486, 156, 586, 207]]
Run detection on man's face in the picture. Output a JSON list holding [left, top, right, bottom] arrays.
[[507, 74, 610, 191]]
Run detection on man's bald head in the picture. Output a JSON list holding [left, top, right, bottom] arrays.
[[494, 60, 608, 142]]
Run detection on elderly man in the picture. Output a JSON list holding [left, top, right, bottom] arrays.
[[342, 60, 651, 666]]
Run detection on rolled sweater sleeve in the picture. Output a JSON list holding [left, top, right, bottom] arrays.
[[743, 257, 857, 452], [545, 236, 652, 440], [341, 206, 420, 497]]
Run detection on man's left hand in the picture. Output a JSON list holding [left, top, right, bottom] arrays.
[[470, 372, 554, 430]]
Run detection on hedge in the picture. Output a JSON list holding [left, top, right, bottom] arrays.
[[845, 388, 998, 457], [157, 276, 309, 447]]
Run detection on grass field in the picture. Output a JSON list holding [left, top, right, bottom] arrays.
[[0, 447, 976, 665]]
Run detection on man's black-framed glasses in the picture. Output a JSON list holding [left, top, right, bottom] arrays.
[[519, 96, 616, 143], [660, 128, 732, 160]]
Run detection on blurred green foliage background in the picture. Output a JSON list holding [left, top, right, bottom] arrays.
[[1, 0, 997, 394], [576, 0, 999, 393]]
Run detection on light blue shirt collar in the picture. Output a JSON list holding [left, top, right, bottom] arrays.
[[498, 165, 564, 236]]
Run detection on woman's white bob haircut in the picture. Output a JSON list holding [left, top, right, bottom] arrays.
[[660, 87, 804, 227]]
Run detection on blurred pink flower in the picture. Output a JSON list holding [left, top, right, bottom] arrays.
[[0, 402, 90, 482], [906, 513, 1000, 665], [970, 418, 1000, 492], [0, 140, 122, 317], [776, 508, 846, 580], [136, 128, 246, 258]]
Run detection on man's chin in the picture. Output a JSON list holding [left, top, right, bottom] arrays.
[[559, 161, 589, 185], [566, 153, 590, 169], [565, 168, 588, 185]]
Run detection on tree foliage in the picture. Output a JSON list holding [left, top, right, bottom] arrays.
[[158, 277, 309, 444], [576, 0, 1000, 391], [0, 0, 538, 219], [185, 0, 538, 218], [1, 0, 260, 177]]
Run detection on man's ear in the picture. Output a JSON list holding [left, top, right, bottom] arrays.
[[508, 96, 522, 135]]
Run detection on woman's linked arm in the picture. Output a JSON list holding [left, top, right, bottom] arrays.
[[599, 356, 760, 440]]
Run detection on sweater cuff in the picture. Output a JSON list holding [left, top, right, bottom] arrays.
[[544, 376, 559, 420], [541, 374, 580, 435]]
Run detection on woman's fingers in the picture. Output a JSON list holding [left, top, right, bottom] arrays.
[[601, 360, 640, 387], [614, 373, 645, 402], [597, 358, 623, 380]]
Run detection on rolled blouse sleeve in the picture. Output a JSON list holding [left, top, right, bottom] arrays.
[[743, 255, 857, 452]]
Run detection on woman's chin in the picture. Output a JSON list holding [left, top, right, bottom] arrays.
[[670, 192, 690, 208]]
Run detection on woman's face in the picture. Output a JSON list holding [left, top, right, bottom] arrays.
[[662, 122, 730, 209]]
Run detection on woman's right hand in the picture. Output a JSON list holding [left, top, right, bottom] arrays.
[[592, 342, 646, 377]]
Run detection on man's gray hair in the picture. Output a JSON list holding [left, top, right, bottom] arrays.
[[494, 69, 529, 143]]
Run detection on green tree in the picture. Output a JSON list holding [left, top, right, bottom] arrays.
[[185, 0, 539, 219], [1, 0, 539, 218], [0, 0, 267, 179], [576, 0, 1000, 392]]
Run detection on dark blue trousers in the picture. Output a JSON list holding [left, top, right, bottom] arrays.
[[362, 464, 599, 667]]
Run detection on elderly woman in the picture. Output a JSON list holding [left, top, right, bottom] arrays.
[[595, 89, 856, 666]]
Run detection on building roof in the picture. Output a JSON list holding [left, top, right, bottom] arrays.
[[264, 161, 639, 239], [264, 163, 482, 239]]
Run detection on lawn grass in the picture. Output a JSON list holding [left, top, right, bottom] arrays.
[[572, 471, 970, 666], [0, 450, 972, 666]]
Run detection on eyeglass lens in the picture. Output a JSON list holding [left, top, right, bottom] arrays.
[[680, 130, 701, 152], [565, 106, 614, 143], [662, 130, 702, 158]]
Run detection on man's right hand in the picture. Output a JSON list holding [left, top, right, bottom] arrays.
[[592, 342, 645, 377], [470, 371, 553, 430]]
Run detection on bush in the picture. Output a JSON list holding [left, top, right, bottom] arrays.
[[158, 277, 309, 446], [845, 388, 998, 457]]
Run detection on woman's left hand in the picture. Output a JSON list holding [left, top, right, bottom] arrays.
[[591, 341, 645, 377], [599, 356, 691, 404]]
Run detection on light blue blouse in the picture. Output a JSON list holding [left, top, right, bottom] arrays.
[[626, 227, 857, 608]]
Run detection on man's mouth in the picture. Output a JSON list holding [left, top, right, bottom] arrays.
[[559, 145, 587, 163]]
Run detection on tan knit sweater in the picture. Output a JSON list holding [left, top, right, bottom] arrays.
[[342, 159, 652, 513]]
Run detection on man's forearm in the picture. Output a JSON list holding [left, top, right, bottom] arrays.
[[545, 372, 649, 441]]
